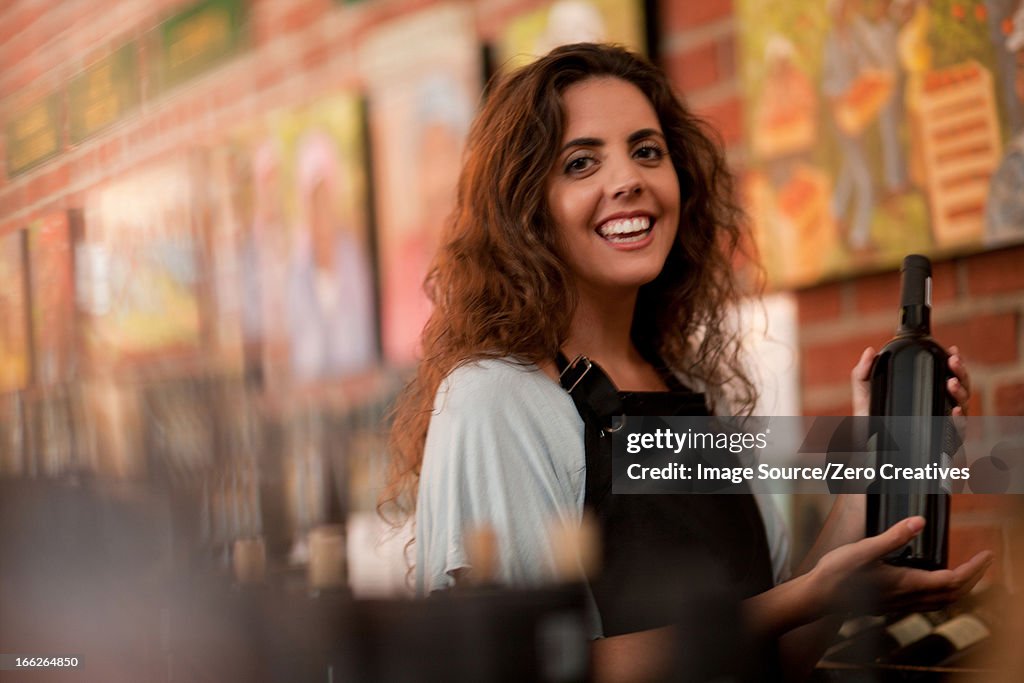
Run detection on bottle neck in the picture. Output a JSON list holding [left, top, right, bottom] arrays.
[[898, 304, 930, 336]]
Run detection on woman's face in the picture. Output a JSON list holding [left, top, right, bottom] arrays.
[[546, 77, 680, 297]]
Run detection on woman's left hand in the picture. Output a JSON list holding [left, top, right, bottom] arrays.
[[851, 345, 972, 417]]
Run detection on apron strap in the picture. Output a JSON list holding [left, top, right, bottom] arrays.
[[555, 352, 618, 507], [555, 352, 622, 424]]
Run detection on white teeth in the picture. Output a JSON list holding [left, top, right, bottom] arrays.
[[597, 216, 651, 239]]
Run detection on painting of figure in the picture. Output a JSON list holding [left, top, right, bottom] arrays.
[[272, 94, 377, 383], [740, 0, 1020, 288]]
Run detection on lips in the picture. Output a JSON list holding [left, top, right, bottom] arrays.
[[596, 215, 654, 244]]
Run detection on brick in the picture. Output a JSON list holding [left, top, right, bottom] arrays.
[[932, 260, 957, 303], [952, 494, 1014, 516], [43, 164, 70, 196], [666, 41, 719, 93], [967, 383, 983, 417], [949, 522, 1005, 584], [256, 63, 285, 91], [718, 34, 737, 82], [802, 332, 888, 389], [965, 246, 1024, 296], [854, 260, 956, 314], [279, 0, 327, 34], [661, 0, 734, 32], [994, 381, 1024, 416], [853, 270, 900, 314], [933, 312, 1018, 365], [302, 41, 330, 72], [97, 140, 118, 167], [9, 186, 27, 215], [0, 64, 43, 103], [796, 282, 843, 325], [695, 95, 744, 146], [24, 174, 45, 205], [0, 3, 48, 48]]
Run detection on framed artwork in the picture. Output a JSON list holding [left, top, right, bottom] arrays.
[[79, 156, 203, 366], [268, 93, 378, 383], [0, 230, 30, 392], [27, 211, 79, 385], [496, 0, 647, 72], [220, 122, 292, 385], [361, 2, 481, 366], [738, 0, 1024, 288]]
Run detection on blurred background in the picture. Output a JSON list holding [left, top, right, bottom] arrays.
[[1, 0, 1023, 681]]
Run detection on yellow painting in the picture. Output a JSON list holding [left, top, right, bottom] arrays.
[[497, 0, 646, 72]]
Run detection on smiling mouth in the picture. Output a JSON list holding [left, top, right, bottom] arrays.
[[596, 216, 654, 244]]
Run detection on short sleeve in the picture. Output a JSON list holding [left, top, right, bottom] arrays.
[[414, 360, 586, 595]]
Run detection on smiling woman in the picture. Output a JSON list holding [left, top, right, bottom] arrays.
[[383, 43, 988, 683]]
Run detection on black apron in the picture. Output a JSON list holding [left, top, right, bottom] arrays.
[[556, 354, 782, 677]]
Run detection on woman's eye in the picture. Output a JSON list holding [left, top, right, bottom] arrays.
[[634, 143, 665, 161], [564, 155, 596, 174]]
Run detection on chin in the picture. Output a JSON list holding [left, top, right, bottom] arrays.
[[600, 267, 666, 291]]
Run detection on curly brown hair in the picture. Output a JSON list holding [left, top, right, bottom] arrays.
[[381, 43, 758, 525]]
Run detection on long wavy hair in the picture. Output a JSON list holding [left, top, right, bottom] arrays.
[[382, 43, 758, 525]]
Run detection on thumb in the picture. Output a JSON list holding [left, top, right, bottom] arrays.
[[851, 346, 876, 384], [844, 516, 925, 569]]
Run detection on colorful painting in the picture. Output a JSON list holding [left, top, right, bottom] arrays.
[[361, 3, 481, 366], [268, 93, 377, 383], [496, 0, 647, 71], [739, 0, 1024, 288], [27, 211, 77, 385], [79, 156, 203, 364], [221, 122, 292, 385], [0, 231, 30, 392]]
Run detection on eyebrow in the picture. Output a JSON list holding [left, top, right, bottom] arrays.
[[558, 128, 664, 155]]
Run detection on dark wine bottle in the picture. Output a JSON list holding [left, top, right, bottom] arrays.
[[866, 255, 953, 570]]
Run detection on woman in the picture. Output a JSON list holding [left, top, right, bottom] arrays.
[[385, 44, 986, 680]]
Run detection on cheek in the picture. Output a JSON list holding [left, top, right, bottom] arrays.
[[548, 183, 597, 235]]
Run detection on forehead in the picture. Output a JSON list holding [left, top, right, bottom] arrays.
[[559, 77, 661, 139]]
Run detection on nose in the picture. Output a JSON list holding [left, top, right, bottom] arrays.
[[609, 159, 644, 199], [613, 177, 643, 199]]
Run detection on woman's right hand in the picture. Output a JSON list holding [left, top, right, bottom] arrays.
[[808, 516, 993, 616]]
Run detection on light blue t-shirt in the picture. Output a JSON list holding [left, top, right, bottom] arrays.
[[414, 358, 791, 635], [415, 358, 586, 591]]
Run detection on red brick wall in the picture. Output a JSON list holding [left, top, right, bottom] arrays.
[[797, 250, 1024, 417], [660, 0, 744, 148], [0, 0, 440, 237]]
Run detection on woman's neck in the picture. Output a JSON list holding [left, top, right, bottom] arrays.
[[560, 285, 666, 391], [563, 286, 638, 362]]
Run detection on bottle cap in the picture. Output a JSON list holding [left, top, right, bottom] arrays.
[[902, 254, 932, 276], [900, 254, 932, 310]]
